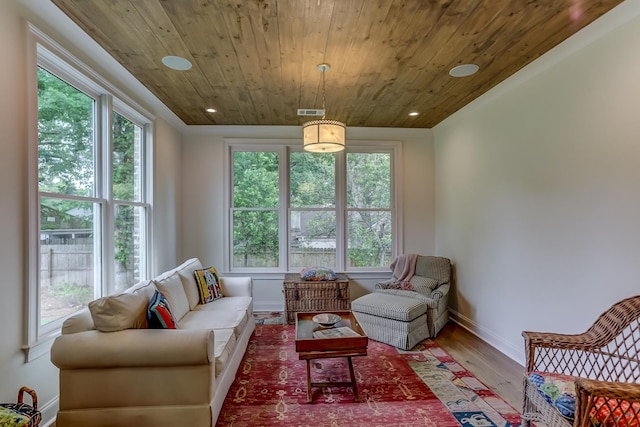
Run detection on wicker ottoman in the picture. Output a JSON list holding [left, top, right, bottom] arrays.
[[283, 273, 350, 324], [352, 293, 429, 350]]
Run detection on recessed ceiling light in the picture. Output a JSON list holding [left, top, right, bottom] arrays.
[[162, 55, 192, 71], [205, 108, 217, 113], [408, 112, 419, 116], [449, 63, 479, 78]]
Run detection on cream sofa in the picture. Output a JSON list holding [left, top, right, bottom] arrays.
[[50, 258, 255, 427]]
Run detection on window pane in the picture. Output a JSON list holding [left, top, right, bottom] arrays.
[[113, 204, 144, 293], [233, 210, 279, 267], [113, 113, 143, 202], [347, 153, 391, 209], [348, 211, 392, 268], [290, 210, 336, 268], [233, 151, 279, 208], [290, 151, 335, 208], [40, 197, 96, 325], [37, 67, 95, 197]]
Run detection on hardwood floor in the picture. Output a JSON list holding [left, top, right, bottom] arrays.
[[435, 321, 524, 411]]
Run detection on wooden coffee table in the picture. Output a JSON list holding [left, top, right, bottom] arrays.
[[294, 311, 368, 403]]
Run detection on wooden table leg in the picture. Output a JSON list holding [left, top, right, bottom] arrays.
[[306, 359, 312, 403], [347, 356, 358, 402]]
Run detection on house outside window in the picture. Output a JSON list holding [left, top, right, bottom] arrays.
[[26, 39, 152, 360], [227, 140, 400, 272]]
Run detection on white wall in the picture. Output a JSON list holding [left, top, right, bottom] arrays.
[[153, 119, 184, 273], [0, 0, 53, 417], [182, 126, 435, 310], [0, 1, 184, 425], [434, 1, 640, 363]]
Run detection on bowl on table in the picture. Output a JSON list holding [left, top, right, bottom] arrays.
[[312, 313, 342, 327]]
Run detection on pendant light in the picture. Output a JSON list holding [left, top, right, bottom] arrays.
[[302, 63, 346, 153]]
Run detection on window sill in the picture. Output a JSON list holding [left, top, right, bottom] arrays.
[[22, 330, 60, 363]]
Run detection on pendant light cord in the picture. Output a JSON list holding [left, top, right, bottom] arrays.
[[321, 66, 326, 119]]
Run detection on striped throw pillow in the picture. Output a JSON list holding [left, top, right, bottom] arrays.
[[147, 290, 179, 329]]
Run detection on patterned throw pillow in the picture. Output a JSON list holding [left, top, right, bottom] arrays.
[[300, 267, 337, 281], [528, 371, 576, 420], [147, 290, 179, 329], [384, 281, 415, 290], [194, 267, 224, 303], [592, 397, 640, 427], [410, 277, 440, 294]]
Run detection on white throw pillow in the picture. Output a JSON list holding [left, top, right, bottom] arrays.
[[174, 258, 204, 310], [154, 270, 190, 321], [88, 292, 148, 332], [127, 279, 158, 301]]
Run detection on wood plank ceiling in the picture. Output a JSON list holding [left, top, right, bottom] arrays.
[[51, 0, 623, 128]]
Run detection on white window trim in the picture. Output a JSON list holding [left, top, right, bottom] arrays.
[[223, 138, 403, 274], [24, 24, 154, 362]]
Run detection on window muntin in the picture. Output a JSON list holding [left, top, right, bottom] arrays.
[[229, 143, 398, 272]]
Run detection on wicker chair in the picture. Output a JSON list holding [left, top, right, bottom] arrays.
[[522, 295, 640, 427]]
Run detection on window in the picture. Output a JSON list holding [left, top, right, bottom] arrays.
[[228, 141, 399, 272], [26, 40, 152, 359]]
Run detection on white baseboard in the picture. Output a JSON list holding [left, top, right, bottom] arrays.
[[253, 302, 285, 312], [449, 309, 525, 366], [39, 395, 59, 427]]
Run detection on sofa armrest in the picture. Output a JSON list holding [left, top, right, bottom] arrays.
[[51, 329, 214, 369], [220, 276, 252, 297]]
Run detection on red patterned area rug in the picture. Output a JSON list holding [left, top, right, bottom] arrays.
[[216, 324, 521, 427]]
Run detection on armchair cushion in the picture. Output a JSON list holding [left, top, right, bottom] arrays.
[[381, 281, 415, 290], [375, 288, 429, 301], [528, 371, 640, 426], [410, 276, 440, 294], [528, 371, 576, 420], [592, 397, 640, 427]]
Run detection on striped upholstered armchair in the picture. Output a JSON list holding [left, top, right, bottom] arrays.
[[352, 255, 452, 349]]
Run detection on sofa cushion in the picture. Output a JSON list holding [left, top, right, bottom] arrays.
[[193, 296, 253, 317], [212, 328, 237, 378], [194, 267, 224, 303], [154, 271, 190, 321], [173, 258, 204, 310], [147, 290, 179, 329], [127, 279, 158, 301], [180, 309, 248, 338], [88, 292, 148, 332]]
